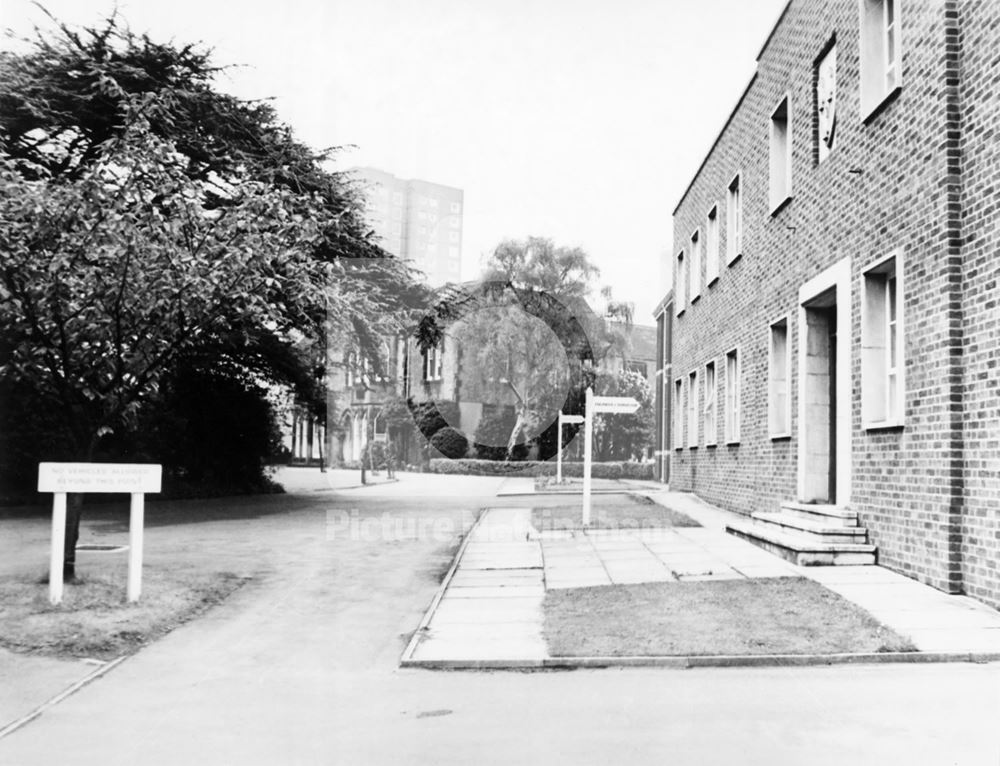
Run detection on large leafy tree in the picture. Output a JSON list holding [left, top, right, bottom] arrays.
[[0, 12, 429, 576]]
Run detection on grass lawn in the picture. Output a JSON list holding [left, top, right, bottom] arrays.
[[531, 495, 700, 532], [544, 578, 916, 656], [0, 567, 247, 660]]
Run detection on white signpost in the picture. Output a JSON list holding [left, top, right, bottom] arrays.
[[556, 411, 585, 484], [38, 463, 162, 605], [582, 390, 640, 527]]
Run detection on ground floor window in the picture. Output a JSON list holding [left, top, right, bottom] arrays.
[[861, 252, 903, 427], [725, 348, 740, 443]]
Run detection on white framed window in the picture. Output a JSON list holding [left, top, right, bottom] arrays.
[[725, 348, 741, 444], [726, 173, 743, 264], [689, 230, 702, 302], [704, 360, 717, 447], [861, 252, 904, 427], [449, 231, 460, 243], [860, 0, 902, 119], [687, 370, 699, 448], [422, 341, 444, 382], [769, 317, 792, 438], [816, 40, 838, 163], [675, 251, 687, 315], [449, 218, 460, 229], [706, 205, 720, 285], [449, 246, 459, 258], [673, 378, 684, 450], [345, 352, 356, 387], [769, 95, 792, 213], [450, 201, 461, 213]]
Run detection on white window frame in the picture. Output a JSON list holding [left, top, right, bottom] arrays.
[[689, 229, 702, 302], [726, 173, 743, 265], [816, 40, 838, 164], [769, 94, 792, 213], [687, 369, 699, 448], [725, 348, 741, 444], [861, 250, 905, 428], [422, 341, 444, 382], [704, 360, 717, 447], [859, 0, 902, 120], [768, 315, 792, 439], [673, 378, 684, 450], [675, 250, 686, 316], [706, 205, 720, 286]]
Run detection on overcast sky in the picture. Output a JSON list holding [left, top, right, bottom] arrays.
[[2, 0, 789, 321]]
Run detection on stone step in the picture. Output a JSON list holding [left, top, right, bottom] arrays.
[[726, 520, 877, 567], [779, 501, 859, 527], [751, 512, 870, 544]]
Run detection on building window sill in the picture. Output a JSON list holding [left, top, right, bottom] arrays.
[[706, 441, 717, 448], [726, 251, 743, 267], [707, 276, 719, 288], [770, 433, 791, 441], [725, 440, 740, 447], [864, 420, 904, 432], [769, 195, 792, 217], [691, 293, 701, 304], [861, 85, 902, 125]]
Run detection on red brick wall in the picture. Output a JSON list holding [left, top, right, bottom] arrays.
[[670, 0, 998, 604], [956, 0, 1000, 608]]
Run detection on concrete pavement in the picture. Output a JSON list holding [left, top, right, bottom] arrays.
[[407, 489, 1000, 665]]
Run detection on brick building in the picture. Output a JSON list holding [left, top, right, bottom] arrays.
[[668, 0, 999, 607]]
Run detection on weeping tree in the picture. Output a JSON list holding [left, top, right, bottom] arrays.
[[0, 12, 429, 578], [452, 237, 632, 458]]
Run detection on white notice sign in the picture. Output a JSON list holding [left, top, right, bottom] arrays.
[[591, 396, 640, 414], [38, 463, 162, 494], [561, 414, 585, 424]]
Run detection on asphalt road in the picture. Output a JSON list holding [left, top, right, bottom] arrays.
[[2, 474, 998, 765]]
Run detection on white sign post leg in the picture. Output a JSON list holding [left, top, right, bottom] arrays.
[[557, 412, 563, 485], [127, 492, 145, 602], [49, 492, 67, 605], [583, 388, 593, 528]]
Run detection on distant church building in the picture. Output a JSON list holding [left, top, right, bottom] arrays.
[[663, 0, 1000, 608]]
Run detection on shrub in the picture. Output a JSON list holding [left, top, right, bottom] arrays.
[[429, 426, 469, 459], [427, 458, 655, 479]]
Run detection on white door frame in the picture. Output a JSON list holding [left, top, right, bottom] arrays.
[[797, 257, 852, 505]]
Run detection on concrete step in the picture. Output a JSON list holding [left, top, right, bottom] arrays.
[[751, 512, 870, 544], [726, 520, 877, 567], [779, 501, 859, 527]]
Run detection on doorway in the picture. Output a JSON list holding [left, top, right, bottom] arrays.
[[796, 257, 851, 506]]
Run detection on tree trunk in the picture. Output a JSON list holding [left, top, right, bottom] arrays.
[[63, 432, 100, 581]]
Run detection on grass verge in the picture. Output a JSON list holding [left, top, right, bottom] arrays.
[[544, 578, 916, 656], [531, 495, 700, 532], [0, 568, 248, 660]]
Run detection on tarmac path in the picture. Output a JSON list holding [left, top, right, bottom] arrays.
[[1, 471, 998, 765]]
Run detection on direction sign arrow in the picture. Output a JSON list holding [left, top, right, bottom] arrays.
[[591, 395, 640, 414], [560, 414, 585, 424]]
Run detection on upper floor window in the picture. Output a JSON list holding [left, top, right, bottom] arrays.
[[675, 251, 687, 315], [726, 174, 743, 264], [816, 41, 837, 163], [860, 0, 901, 119], [706, 205, 720, 285], [689, 229, 702, 302], [862, 252, 904, 427], [450, 201, 461, 214], [769, 95, 792, 213]]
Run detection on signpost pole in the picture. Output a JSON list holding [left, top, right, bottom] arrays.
[[127, 492, 145, 602], [557, 411, 563, 484], [49, 492, 66, 605], [583, 388, 593, 527]]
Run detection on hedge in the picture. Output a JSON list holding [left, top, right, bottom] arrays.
[[427, 458, 654, 480]]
